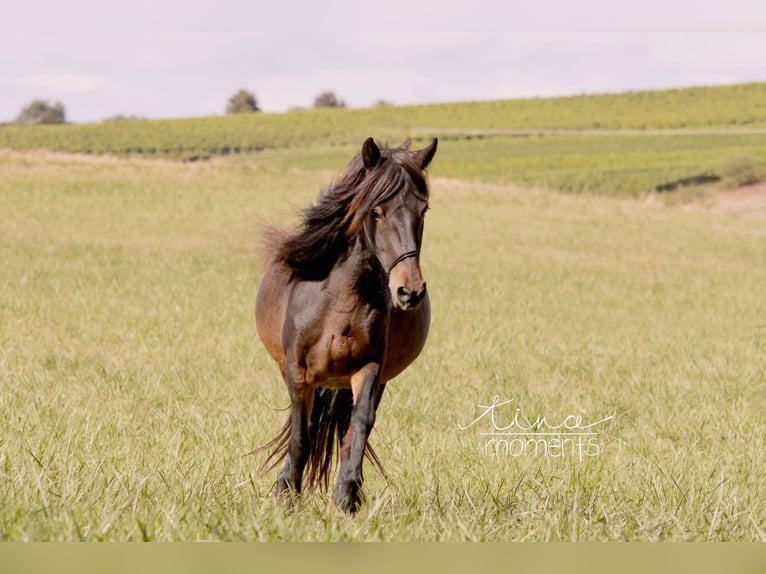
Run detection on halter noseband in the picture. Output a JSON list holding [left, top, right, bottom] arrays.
[[386, 250, 419, 274]]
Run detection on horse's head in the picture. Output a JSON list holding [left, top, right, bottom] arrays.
[[359, 137, 438, 311]]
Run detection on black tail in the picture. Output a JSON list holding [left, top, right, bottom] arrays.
[[250, 387, 386, 491]]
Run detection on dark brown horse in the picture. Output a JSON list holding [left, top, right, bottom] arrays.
[[254, 137, 437, 512]]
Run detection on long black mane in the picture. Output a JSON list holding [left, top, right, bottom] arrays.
[[271, 142, 429, 279]]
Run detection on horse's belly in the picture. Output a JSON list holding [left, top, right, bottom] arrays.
[[255, 263, 291, 371]]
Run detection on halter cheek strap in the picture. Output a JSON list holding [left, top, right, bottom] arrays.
[[386, 250, 419, 274], [364, 218, 420, 275]]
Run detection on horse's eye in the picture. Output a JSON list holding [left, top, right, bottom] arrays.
[[372, 208, 383, 222]]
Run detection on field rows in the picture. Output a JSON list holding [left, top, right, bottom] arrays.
[[1, 82, 765, 159], [2, 83, 766, 198], [234, 133, 766, 197]]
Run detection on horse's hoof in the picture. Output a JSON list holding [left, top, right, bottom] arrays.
[[274, 477, 291, 496], [273, 485, 288, 497], [273, 481, 301, 512], [333, 483, 364, 513], [274, 477, 301, 498], [334, 496, 361, 514]]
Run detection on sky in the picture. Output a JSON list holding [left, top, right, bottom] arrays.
[[1, 0, 766, 123]]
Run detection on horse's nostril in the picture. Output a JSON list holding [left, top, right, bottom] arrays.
[[396, 284, 426, 308]]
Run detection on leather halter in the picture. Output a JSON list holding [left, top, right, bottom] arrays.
[[386, 250, 419, 274]]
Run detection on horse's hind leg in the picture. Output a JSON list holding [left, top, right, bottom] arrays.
[[334, 363, 381, 512], [276, 365, 314, 495]]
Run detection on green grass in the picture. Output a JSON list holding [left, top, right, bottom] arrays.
[[1, 149, 764, 540], [3, 83, 766, 199], [2, 82, 766, 160], [419, 133, 766, 196], [217, 133, 766, 198], [250, 135, 766, 197]]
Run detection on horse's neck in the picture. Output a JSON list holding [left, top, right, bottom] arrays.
[[333, 238, 388, 303], [340, 237, 379, 277]]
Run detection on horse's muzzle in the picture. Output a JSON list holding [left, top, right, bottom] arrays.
[[395, 282, 427, 310]]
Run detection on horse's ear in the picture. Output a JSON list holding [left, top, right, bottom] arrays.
[[414, 138, 438, 170], [402, 138, 412, 150], [362, 137, 381, 169]]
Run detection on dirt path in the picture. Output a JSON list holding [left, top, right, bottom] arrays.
[[696, 182, 766, 219], [435, 175, 766, 220]]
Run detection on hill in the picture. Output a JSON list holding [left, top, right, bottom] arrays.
[[1, 82, 766, 196]]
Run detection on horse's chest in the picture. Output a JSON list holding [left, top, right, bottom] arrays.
[[304, 305, 386, 384]]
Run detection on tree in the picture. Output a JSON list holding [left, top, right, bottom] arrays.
[[313, 91, 346, 109], [226, 89, 260, 114], [15, 99, 66, 125], [103, 114, 144, 122]]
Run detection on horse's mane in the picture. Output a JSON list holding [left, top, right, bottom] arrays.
[[266, 143, 429, 279]]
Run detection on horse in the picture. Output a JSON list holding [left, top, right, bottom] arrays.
[[253, 137, 438, 512]]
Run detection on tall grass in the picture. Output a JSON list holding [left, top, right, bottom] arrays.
[[0, 150, 763, 540]]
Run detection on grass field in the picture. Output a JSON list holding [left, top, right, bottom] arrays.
[[3, 83, 766, 199], [3, 83, 766, 158], [254, 133, 766, 197], [1, 147, 764, 541]]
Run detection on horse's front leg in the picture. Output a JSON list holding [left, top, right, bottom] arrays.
[[276, 362, 314, 495], [334, 362, 381, 512]]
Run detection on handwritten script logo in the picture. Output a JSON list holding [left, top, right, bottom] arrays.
[[459, 396, 613, 462]]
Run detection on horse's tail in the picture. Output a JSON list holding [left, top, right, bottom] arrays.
[[251, 387, 386, 492]]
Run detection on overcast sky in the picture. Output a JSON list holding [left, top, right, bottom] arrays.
[[1, 1, 765, 123]]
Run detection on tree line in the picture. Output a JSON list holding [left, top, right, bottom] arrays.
[[12, 89, 356, 125], [226, 89, 349, 114]]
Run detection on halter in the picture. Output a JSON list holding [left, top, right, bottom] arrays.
[[362, 216, 420, 275], [386, 250, 419, 274]]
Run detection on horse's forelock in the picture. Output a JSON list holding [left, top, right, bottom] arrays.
[[344, 152, 425, 237]]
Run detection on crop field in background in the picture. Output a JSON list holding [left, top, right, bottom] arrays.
[[1, 144, 764, 540], [3, 83, 766, 154], [250, 133, 766, 197], [2, 83, 766, 198]]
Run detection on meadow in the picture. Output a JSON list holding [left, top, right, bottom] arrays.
[[256, 133, 766, 197], [3, 83, 766, 153], [0, 142, 764, 540], [2, 82, 766, 198]]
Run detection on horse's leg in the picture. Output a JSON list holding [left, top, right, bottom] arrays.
[[275, 363, 314, 495], [336, 381, 387, 490], [333, 363, 381, 512], [338, 382, 386, 460]]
